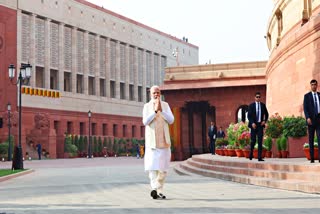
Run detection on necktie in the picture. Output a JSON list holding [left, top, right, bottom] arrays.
[[256, 103, 260, 121], [314, 93, 319, 115]]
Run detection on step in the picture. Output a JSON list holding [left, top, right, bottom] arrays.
[[186, 158, 320, 182], [191, 155, 320, 173], [179, 162, 320, 194]]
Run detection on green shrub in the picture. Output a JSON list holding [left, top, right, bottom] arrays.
[[264, 137, 272, 151], [280, 136, 287, 151], [64, 135, 78, 155], [276, 138, 281, 151], [265, 113, 283, 138], [283, 116, 307, 138]]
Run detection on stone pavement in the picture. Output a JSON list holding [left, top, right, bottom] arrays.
[[0, 157, 320, 213]]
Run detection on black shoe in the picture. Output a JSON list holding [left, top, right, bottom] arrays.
[[158, 193, 166, 199], [212, 153, 215, 155], [311, 160, 315, 163], [258, 159, 265, 162], [151, 190, 158, 199], [249, 157, 252, 160]]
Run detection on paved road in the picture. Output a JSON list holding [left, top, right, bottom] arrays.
[[0, 157, 320, 213]]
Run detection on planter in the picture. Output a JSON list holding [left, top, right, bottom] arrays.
[[253, 149, 258, 159], [242, 149, 250, 158], [287, 136, 308, 158], [281, 150, 289, 158], [304, 148, 319, 160], [227, 149, 236, 157], [235, 149, 244, 157], [265, 151, 272, 158]]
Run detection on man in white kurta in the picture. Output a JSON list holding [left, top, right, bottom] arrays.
[[143, 85, 174, 199]]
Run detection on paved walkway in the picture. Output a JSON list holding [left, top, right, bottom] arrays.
[[0, 157, 320, 213]]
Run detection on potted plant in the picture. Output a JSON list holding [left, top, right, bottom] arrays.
[[266, 113, 283, 138], [276, 138, 282, 158], [283, 116, 307, 158], [303, 142, 319, 160], [280, 136, 288, 158], [264, 136, 273, 158]]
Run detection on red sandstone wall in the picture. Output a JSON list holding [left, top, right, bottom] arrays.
[[266, 10, 320, 117], [0, 6, 17, 112]]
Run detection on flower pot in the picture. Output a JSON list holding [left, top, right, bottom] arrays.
[[253, 149, 258, 159], [227, 149, 236, 157], [281, 150, 288, 158], [287, 136, 308, 158], [235, 149, 244, 157], [304, 148, 319, 160], [265, 151, 272, 158], [242, 149, 250, 158], [277, 151, 282, 158]]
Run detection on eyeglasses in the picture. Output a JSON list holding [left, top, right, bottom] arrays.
[[256, 96, 261, 98]]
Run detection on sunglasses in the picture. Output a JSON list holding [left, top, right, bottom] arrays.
[[256, 96, 261, 98]]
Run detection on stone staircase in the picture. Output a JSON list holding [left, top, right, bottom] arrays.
[[174, 154, 320, 194]]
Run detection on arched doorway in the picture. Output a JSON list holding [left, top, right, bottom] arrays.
[[237, 105, 249, 123]]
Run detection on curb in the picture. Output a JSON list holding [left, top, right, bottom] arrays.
[[0, 169, 34, 182]]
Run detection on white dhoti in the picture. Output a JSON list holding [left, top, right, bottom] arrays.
[[145, 147, 171, 193], [144, 147, 171, 171]]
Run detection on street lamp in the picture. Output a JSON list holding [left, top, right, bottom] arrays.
[[88, 110, 92, 158], [7, 103, 12, 161], [172, 47, 179, 66], [8, 63, 32, 170]]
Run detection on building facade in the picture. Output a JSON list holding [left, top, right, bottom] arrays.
[[0, 0, 199, 158], [162, 61, 267, 160], [266, 0, 320, 116]]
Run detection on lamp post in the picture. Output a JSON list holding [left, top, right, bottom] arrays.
[[8, 63, 32, 170], [88, 110, 92, 158], [172, 47, 179, 66], [7, 103, 12, 161]]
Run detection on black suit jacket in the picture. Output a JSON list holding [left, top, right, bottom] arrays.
[[208, 126, 217, 138], [247, 102, 269, 129], [303, 91, 320, 124]]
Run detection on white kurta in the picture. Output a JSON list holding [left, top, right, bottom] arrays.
[[142, 99, 174, 172], [144, 147, 171, 171]]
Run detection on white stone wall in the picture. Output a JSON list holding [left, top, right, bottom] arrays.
[[2, 0, 199, 118]]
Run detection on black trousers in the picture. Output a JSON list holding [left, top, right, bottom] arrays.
[[250, 124, 264, 160], [209, 138, 216, 154], [308, 123, 320, 161]]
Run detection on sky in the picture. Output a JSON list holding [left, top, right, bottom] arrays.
[[87, 0, 274, 64]]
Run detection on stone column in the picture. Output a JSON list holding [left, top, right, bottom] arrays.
[[157, 54, 162, 85], [125, 44, 130, 100], [115, 41, 120, 99], [105, 38, 110, 98], [134, 47, 139, 102], [150, 52, 154, 86], [71, 27, 77, 93], [83, 31, 89, 95], [29, 13, 37, 87], [95, 35, 100, 96], [58, 23, 64, 91], [142, 49, 147, 103], [44, 18, 51, 89]]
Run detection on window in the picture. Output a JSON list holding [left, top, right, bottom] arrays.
[[100, 79, 106, 97], [132, 125, 136, 138], [113, 124, 118, 137], [50, 69, 58, 90], [80, 122, 85, 135], [123, 124, 127, 137], [110, 80, 115, 98], [92, 123, 96, 135], [140, 126, 145, 138], [88, 76, 95, 95], [129, 84, 134, 101], [120, 82, 125, 99], [36, 66, 44, 88], [77, 74, 84, 94], [67, 121, 73, 134], [64, 72, 71, 92], [103, 123, 108, 136], [138, 86, 142, 102]]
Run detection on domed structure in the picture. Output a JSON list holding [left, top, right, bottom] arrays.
[[266, 0, 320, 116]]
